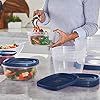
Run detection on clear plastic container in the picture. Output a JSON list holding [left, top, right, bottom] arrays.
[[27, 31, 51, 45], [51, 45, 86, 73], [2, 58, 39, 81], [0, 42, 25, 56], [0, 51, 17, 74], [0, 51, 16, 64]]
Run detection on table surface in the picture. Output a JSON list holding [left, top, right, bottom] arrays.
[[0, 28, 100, 100], [0, 53, 100, 100]]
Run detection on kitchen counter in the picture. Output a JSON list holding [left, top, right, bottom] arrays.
[[0, 53, 100, 100], [0, 28, 100, 100]]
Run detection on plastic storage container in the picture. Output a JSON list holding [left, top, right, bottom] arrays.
[[87, 36, 100, 55], [51, 45, 86, 73], [0, 51, 17, 74], [0, 51, 16, 64], [27, 31, 51, 45], [2, 58, 39, 81], [0, 42, 25, 56]]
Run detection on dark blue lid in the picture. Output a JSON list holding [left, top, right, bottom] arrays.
[[2, 58, 39, 68], [0, 51, 17, 56], [37, 73, 78, 91], [84, 65, 100, 70], [72, 73, 99, 87]]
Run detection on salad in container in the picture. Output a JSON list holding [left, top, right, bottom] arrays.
[[2, 58, 39, 81], [28, 15, 51, 45]]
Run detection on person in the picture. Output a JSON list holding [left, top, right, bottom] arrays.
[[34, 0, 100, 48]]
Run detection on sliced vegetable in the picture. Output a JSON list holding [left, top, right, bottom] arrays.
[[4, 67, 36, 81], [0, 44, 19, 49], [31, 35, 51, 45]]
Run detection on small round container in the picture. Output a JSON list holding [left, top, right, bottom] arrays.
[[2, 58, 39, 81]]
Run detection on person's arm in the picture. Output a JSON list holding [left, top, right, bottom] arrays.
[[42, 0, 50, 25], [73, 0, 100, 39]]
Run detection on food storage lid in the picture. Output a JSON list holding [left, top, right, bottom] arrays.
[[0, 51, 16, 56], [84, 65, 100, 70], [84, 57, 100, 70], [37, 73, 78, 91], [2, 58, 39, 68], [72, 73, 99, 87]]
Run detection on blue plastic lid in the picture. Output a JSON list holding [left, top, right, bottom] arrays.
[[37, 73, 78, 91], [2, 58, 39, 68], [0, 51, 16, 56], [84, 65, 100, 70], [72, 73, 99, 87]]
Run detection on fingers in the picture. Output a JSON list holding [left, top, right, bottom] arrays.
[[53, 29, 64, 35], [51, 29, 70, 48], [53, 29, 69, 39], [33, 10, 44, 17], [50, 40, 62, 48]]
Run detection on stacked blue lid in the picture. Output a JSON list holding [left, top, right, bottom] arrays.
[[37, 73, 99, 91]]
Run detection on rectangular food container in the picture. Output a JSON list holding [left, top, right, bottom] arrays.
[[51, 45, 86, 73], [27, 31, 51, 45]]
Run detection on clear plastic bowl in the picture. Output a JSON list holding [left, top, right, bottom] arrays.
[[2, 58, 39, 81], [27, 31, 51, 45]]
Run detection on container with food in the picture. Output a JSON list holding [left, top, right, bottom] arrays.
[[0, 42, 25, 55], [28, 31, 51, 45], [0, 51, 17, 74], [0, 50, 16, 64], [2, 58, 39, 81], [28, 15, 51, 45]]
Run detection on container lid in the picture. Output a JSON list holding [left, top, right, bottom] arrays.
[[2, 58, 39, 68], [72, 73, 99, 87], [0, 51, 16, 56], [84, 65, 100, 70], [37, 73, 78, 91]]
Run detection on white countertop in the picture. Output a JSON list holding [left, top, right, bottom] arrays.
[[0, 53, 99, 100], [0, 28, 100, 100]]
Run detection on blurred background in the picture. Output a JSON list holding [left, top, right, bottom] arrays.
[[1, 0, 44, 28], [1, 0, 100, 28]]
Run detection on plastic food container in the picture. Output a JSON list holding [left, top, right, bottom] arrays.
[[28, 31, 51, 45], [0, 51, 16, 74], [2, 58, 39, 81], [0, 51, 16, 64], [51, 46, 86, 73]]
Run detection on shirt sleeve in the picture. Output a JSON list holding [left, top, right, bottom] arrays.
[[42, 0, 50, 25], [73, 0, 100, 39]]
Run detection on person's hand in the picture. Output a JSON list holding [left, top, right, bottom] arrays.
[[33, 10, 46, 23], [50, 29, 79, 48]]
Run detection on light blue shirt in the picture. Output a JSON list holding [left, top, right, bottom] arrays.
[[43, 0, 100, 39]]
